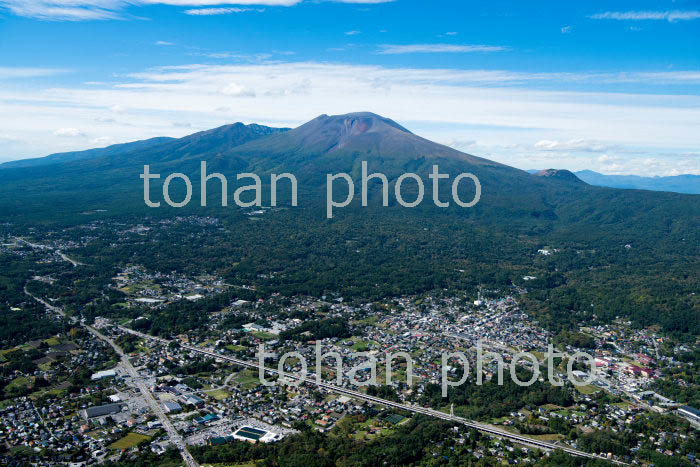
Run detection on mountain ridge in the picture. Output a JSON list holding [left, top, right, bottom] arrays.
[[0, 122, 290, 172], [575, 169, 700, 194], [0, 112, 698, 336], [0, 136, 175, 170], [533, 169, 585, 184]]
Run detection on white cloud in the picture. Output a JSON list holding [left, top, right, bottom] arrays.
[[590, 10, 700, 22], [378, 43, 507, 54], [2, 61, 700, 175], [53, 127, 85, 137], [597, 154, 621, 163], [155, 40, 175, 45], [143, 0, 298, 4], [0, 0, 395, 20], [109, 104, 126, 113], [345, 30, 361, 35], [93, 135, 114, 144], [220, 82, 256, 97], [534, 139, 613, 152], [561, 25, 572, 34], [0, 0, 125, 20], [0, 67, 70, 79], [329, 0, 394, 3], [184, 7, 259, 15]]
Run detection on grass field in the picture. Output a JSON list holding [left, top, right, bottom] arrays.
[[108, 432, 152, 450], [205, 388, 232, 400], [227, 344, 248, 352], [0, 399, 16, 409], [575, 384, 601, 395], [540, 403, 565, 410], [352, 340, 369, 352], [29, 387, 68, 401], [7, 376, 33, 391], [353, 316, 379, 327], [251, 331, 276, 341], [44, 337, 61, 346], [0, 347, 21, 361], [235, 369, 263, 389], [613, 401, 633, 409]]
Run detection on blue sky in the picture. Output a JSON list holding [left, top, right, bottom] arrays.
[[0, 0, 699, 175]]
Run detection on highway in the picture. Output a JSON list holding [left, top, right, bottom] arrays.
[[119, 326, 626, 465], [14, 237, 83, 267]]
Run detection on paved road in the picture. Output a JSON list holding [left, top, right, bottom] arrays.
[[88, 327, 199, 467], [57, 250, 83, 267], [14, 237, 83, 267], [119, 326, 626, 465], [25, 288, 199, 467]]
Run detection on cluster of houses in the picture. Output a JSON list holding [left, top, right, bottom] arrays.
[[112, 264, 227, 308]]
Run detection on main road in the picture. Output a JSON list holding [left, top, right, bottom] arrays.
[[119, 326, 626, 465], [25, 288, 199, 467], [89, 326, 199, 467]]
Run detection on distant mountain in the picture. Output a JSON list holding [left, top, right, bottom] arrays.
[[1, 113, 694, 224], [575, 170, 700, 194], [205, 112, 510, 182], [0, 122, 289, 171], [233, 112, 501, 167], [0, 112, 698, 336], [0, 137, 174, 169], [2, 111, 696, 243], [533, 169, 585, 184]]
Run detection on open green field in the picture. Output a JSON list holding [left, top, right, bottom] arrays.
[[10, 446, 34, 457], [0, 399, 16, 409], [0, 347, 21, 361], [540, 403, 565, 410], [205, 388, 232, 400], [7, 376, 33, 391], [44, 337, 61, 346], [553, 409, 586, 417], [119, 280, 161, 295], [353, 316, 379, 326], [29, 387, 69, 401], [108, 432, 151, 450], [251, 331, 276, 341], [234, 369, 262, 389], [575, 384, 601, 395], [351, 340, 369, 351], [613, 401, 633, 409]]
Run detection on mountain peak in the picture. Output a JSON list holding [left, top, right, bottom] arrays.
[[228, 111, 504, 170], [534, 169, 585, 183], [313, 112, 412, 135], [294, 112, 413, 152]]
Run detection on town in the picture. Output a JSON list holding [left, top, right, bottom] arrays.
[[1, 224, 698, 466]]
